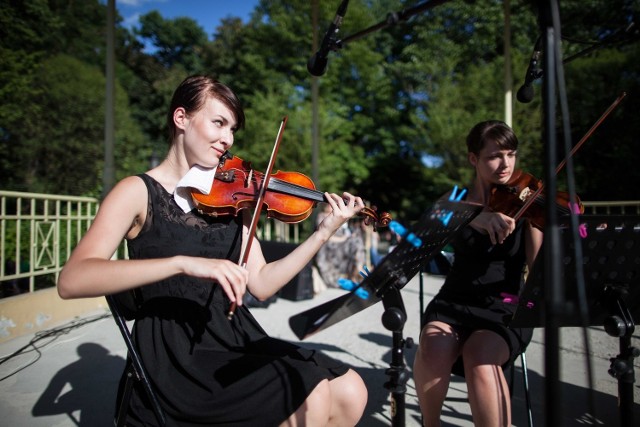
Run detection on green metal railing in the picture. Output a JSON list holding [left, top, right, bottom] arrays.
[[581, 201, 640, 215], [0, 191, 98, 296], [1, 190, 638, 299]]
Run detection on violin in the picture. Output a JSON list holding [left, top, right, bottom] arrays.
[[488, 92, 628, 230], [489, 169, 583, 230], [191, 152, 392, 229]]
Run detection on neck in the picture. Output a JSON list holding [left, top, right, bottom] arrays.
[[146, 146, 189, 193], [467, 178, 493, 205]]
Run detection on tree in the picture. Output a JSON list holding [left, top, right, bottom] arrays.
[[12, 55, 147, 196], [1, 0, 638, 210], [136, 11, 208, 71]]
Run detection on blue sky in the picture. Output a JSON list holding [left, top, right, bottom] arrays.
[[115, 0, 260, 33]]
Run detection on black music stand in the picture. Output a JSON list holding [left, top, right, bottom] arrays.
[[512, 215, 640, 427], [290, 199, 482, 427]]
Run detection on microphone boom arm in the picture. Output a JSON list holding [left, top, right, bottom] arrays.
[[338, 0, 452, 48], [308, 0, 453, 76]]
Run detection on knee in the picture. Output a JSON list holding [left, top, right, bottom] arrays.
[[330, 370, 368, 424], [414, 338, 456, 376], [461, 346, 504, 383], [299, 380, 332, 425]]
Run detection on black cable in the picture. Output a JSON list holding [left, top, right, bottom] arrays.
[[0, 312, 111, 381]]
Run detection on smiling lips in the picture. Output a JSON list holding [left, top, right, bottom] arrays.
[[497, 171, 511, 181]]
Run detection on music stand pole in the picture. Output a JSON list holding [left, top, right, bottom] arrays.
[[603, 286, 639, 427], [380, 284, 414, 427]]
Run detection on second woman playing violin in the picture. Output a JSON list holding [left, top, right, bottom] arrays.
[[57, 75, 368, 426], [413, 120, 543, 426]]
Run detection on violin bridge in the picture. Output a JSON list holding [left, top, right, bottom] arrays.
[[246, 169, 253, 189], [519, 187, 533, 202]]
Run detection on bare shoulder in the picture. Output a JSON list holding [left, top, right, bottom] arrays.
[[104, 175, 148, 209], [67, 176, 149, 259], [97, 175, 149, 238]]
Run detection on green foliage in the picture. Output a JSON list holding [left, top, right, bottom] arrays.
[[27, 55, 106, 194], [137, 11, 208, 70], [0, 0, 638, 217]]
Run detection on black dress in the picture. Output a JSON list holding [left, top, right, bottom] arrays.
[[119, 174, 349, 426], [421, 216, 533, 374]]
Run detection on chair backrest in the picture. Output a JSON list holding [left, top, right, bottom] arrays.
[[106, 293, 167, 427]]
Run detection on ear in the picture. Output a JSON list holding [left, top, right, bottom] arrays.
[[173, 107, 188, 130], [468, 152, 478, 167]]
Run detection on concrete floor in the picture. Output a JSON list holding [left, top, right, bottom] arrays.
[[1, 273, 639, 426]]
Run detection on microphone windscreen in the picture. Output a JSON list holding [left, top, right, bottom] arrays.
[[307, 55, 328, 76], [516, 84, 534, 103]]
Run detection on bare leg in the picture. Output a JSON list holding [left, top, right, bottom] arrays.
[[327, 369, 367, 426], [281, 369, 367, 427], [282, 380, 331, 427], [413, 321, 462, 427], [462, 330, 511, 427]]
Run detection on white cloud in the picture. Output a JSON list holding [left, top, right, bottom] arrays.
[[117, 0, 168, 7]]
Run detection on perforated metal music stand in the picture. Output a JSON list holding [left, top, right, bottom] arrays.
[[511, 215, 640, 427], [289, 199, 482, 427]]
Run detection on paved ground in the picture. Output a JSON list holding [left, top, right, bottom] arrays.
[[1, 273, 639, 426]]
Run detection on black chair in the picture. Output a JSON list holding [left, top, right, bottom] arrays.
[[106, 292, 167, 427], [513, 351, 533, 427]]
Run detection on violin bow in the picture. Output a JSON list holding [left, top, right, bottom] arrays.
[[227, 116, 289, 319], [512, 91, 627, 221]]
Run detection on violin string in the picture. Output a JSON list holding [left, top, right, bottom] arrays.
[[532, 194, 571, 215], [225, 170, 387, 226], [234, 169, 325, 201]]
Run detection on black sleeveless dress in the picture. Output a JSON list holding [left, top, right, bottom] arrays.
[[421, 217, 533, 373], [119, 174, 349, 426]]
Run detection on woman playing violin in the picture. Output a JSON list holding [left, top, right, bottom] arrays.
[[58, 75, 367, 426], [413, 120, 543, 426]]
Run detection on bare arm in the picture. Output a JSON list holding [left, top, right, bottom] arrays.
[[243, 192, 364, 301], [469, 211, 517, 246], [524, 221, 543, 271]]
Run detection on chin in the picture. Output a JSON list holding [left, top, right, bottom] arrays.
[[495, 176, 511, 185], [201, 158, 220, 169]]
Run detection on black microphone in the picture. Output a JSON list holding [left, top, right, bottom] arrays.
[[516, 36, 543, 103], [307, 0, 350, 76]]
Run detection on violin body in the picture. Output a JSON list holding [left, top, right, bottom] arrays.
[[191, 153, 391, 227], [191, 155, 320, 223], [489, 170, 584, 230]]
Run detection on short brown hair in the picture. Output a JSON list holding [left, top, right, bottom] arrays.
[[166, 75, 245, 144], [466, 120, 518, 155]]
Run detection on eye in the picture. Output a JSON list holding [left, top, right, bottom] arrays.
[[213, 119, 223, 127]]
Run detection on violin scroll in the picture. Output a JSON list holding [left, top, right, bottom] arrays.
[[360, 206, 392, 230]]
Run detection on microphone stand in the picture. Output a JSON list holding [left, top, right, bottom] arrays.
[[518, 21, 639, 94], [539, 2, 563, 425]]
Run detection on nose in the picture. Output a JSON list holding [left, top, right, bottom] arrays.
[[221, 126, 234, 147]]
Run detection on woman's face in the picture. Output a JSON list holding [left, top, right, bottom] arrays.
[[178, 97, 237, 168], [469, 138, 517, 186]]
